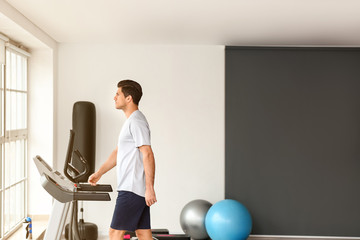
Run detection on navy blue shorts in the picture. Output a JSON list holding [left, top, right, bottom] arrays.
[[110, 191, 151, 231]]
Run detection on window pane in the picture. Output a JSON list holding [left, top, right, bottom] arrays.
[[24, 93, 27, 128], [4, 142, 9, 187], [16, 55, 22, 91], [4, 141, 17, 187], [16, 140, 20, 180], [10, 52, 16, 90], [10, 186, 16, 228], [16, 140, 25, 181], [4, 188, 10, 233], [15, 182, 25, 225], [5, 90, 17, 131], [11, 91, 16, 130], [18, 92, 27, 129], [21, 182, 25, 220], [3, 184, 24, 235], [17, 93, 21, 129], [23, 58, 27, 91], [16, 92, 20, 129], [5, 89, 9, 130], [5, 50, 10, 88], [10, 141, 16, 185]]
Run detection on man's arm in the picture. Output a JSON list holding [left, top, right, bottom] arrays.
[[139, 145, 157, 206], [88, 147, 118, 186]]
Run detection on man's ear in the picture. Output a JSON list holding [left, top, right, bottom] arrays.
[[126, 95, 133, 103]]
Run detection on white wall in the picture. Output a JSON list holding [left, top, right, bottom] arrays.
[[57, 44, 225, 234], [28, 49, 55, 215]]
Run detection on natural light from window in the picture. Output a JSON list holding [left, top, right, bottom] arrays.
[[0, 44, 28, 238]]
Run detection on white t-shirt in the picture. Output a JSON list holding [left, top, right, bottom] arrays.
[[116, 110, 151, 197]]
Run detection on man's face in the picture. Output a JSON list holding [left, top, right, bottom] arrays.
[[114, 87, 126, 109]]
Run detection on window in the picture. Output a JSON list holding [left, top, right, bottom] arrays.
[[0, 37, 29, 238]]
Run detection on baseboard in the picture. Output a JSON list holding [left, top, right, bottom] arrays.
[[98, 232, 360, 240], [29, 214, 50, 222], [249, 235, 360, 240]]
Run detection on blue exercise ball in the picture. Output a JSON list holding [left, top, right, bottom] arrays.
[[205, 199, 252, 240]]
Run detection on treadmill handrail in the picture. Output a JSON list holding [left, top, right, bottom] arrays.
[[64, 130, 90, 183]]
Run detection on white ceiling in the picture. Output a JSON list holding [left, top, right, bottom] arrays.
[[5, 0, 360, 46]]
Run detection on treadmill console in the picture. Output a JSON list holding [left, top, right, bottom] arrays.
[[34, 155, 112, 203]]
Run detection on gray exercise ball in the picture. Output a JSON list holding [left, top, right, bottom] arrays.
[[180, 199, 212, 239]]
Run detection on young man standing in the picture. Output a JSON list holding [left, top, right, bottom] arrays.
[[88, 80, 156, 240]]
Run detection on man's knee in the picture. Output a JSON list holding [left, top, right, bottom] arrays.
[[136, 229, 152, 240], [109, 228, 126, 239]]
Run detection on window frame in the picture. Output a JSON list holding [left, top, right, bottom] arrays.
[[0, 40, 29, 239]]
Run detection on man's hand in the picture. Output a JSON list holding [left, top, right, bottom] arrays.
[[139, 145, 157, 207], [145, 188, 157, 207], [88, 172, 101, 186], [88, 148, 117, 186]]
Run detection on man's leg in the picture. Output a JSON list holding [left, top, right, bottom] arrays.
[[110, 191, 137, 239], [135, 229, 153, 240], [109, 228, 126, 240]]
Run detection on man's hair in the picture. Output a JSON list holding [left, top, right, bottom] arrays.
[[117, 79, 143, 105]]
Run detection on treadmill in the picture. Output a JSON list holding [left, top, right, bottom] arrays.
[[34, 130, 112, 240]]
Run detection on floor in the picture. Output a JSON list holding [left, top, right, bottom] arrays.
[[6, 217, 48, 240], [6, 223, 109, 240], [4, 217, 111, 240]]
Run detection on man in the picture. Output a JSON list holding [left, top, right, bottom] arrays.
[[88, 80, 156, 240]]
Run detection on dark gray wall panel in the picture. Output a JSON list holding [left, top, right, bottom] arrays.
[[225, 47, 360, 237]]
